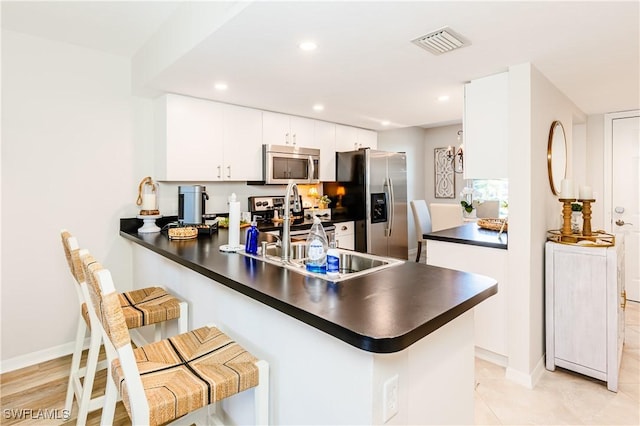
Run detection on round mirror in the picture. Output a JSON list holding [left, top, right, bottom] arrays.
[[547, 121, 567, 195]]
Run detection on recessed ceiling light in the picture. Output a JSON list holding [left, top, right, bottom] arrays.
[[381, 120, 391, 126], [299, 41, 317, 51], [214, 82, 228, 91], [313, 104, 324, 111], [438, 95, 450, 102]]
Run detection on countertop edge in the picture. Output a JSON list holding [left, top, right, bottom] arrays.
[[121, 228, 498, 353]]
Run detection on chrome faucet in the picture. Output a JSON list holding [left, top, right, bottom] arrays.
[[281, 181, 299, 262]]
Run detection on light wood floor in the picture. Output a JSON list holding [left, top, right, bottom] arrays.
[[0, 348, 131, 425], [2, 301, 638, 425]]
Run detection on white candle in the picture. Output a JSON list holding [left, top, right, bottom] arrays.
[[560, 179, 574, 198], [579, 186, 593, 200], [141, 193, 156, 210]]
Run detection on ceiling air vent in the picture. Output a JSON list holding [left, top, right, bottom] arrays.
[[411, 27, 469, 55]]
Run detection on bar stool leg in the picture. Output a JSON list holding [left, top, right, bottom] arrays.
[[255, 360, 270, 425], [65, 313, 87, 413], [76, 328, 103, 426], [177, 301, 189, 334], [101, 367, 118, 426]]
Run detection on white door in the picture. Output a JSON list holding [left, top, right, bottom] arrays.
[[609, 112, 640, 301]]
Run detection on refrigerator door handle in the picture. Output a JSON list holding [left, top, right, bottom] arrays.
[[388, 177, 395, 237]]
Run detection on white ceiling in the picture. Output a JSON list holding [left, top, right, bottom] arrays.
[[2, 1, 639, 130]]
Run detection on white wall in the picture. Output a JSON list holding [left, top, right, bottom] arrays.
[[378, 126, 425, 253], [422, 124, 465, 208], [1, 30, 151, 367], [586, 114, 605, 229], [506, 63, 585, 385]]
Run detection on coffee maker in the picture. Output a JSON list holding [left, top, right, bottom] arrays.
[[178, 185, 209, 224]]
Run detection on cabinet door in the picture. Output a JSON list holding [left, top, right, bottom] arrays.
[[263, 111, 291, 145], [335, 124, 359, 152], [161, 94, 223, 181], [223, 104, 262, 181], [463, 72, 508, 179], [358, 129, 378, 149], [290, 116, 315, 147], [552, 249, 607, 372], [335, 221, 355, 250], [426, 240, 508, 358], [312, 120, 336, 181]]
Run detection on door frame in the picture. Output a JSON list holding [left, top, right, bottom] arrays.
[[603, 109, 640, 233]]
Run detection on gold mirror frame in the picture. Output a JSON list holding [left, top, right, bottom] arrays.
[[547, 120, 567, 195]]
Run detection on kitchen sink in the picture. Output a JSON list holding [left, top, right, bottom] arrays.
[[239, 243, 404, 282]]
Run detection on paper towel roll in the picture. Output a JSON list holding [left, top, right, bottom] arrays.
[[228, 193, 241, 248]]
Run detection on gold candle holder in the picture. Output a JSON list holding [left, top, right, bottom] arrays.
[[559, 198, 577, 237], [579, 199, 595, 237]]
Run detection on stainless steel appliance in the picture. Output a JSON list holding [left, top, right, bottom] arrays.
[[178, 185, 209, 224], [248, 195, 334, 240], [262, 144, 319, 184], [336, 148, 408, 259], [248, 195, 303, 223]]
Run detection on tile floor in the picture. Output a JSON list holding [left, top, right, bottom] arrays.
[[474, 300, 640, 425]]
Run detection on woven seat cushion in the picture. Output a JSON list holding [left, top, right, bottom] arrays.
[[112, 326, 259, 426], [81, 287, 181, 329]]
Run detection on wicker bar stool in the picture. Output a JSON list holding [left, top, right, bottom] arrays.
[[61, 230, 189, 425], [81, 253, 269, 425]]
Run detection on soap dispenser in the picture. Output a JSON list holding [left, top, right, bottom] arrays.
[[305, 216, 328, 273], [245, 217, 260, 255]]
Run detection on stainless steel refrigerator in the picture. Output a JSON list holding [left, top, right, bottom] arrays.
[[335, 148, 408, 259]]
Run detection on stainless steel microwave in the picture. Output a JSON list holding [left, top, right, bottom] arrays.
[[263, 144, 319, 184]]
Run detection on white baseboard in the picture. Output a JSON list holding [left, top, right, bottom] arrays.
[[475, 347, 508, 367], [0, 338, 88, 374], [505, 354, 546, 389]]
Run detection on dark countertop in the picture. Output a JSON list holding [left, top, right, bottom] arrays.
[[424, 222, 508, 250], [120, 218, 497, 354]]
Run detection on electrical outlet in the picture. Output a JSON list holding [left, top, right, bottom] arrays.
[[382, 374, 399, 423]]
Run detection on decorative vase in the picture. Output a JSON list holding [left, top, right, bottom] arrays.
[[571, 211, 581, 233], [463, 209, 477, 219]]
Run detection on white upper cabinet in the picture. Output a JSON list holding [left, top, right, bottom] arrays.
[[155, 94, 262, 181], [263, 111, 315, 147], [335, 124, 378, 152], [310, 120, 336, 181], [156, 94, 223, 181], [463, 72, 508, 179], [222, 104, 262, 181]]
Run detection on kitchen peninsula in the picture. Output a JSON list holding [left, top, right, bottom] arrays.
[[120, 218, 497, 425]]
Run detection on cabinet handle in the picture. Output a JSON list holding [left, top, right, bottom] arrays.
[[226, 165, 231, 178], [293, 133, 297, 145], [217, 165, 221, 179], [285, 132, 290, 144], [621, 290, 627, 310], [341, 225, 348, 231]]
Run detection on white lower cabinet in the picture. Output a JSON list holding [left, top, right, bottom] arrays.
[[426, 240, 508, 363], [545, 241, 625, 392], [334, 221, 355, 250]]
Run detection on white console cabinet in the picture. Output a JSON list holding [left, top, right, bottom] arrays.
[[545, 241, 625, 392]]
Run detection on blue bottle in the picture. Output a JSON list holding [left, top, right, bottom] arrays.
[[244, 219, 259, 254]]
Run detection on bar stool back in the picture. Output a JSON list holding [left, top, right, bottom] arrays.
[[61, 230, 189, 425], [81, 253, 269, 425]]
